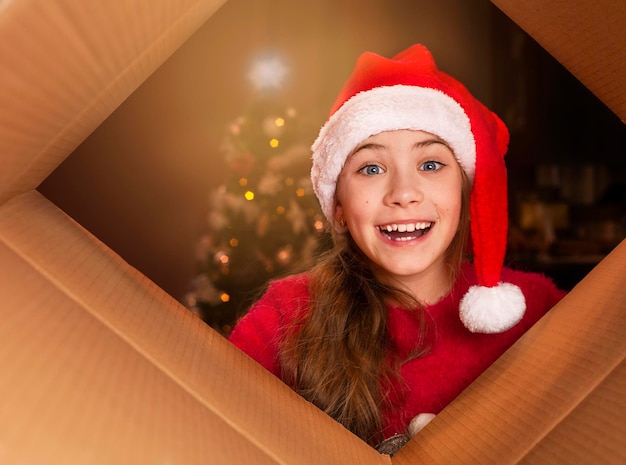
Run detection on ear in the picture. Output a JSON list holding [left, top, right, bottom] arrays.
[[332, 202, 348, 231], [334, 202, 344, 223]]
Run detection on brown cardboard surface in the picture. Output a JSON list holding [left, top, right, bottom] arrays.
[[0, 237, 274, 464], [517, 360, 625, 465], [0, 190, 387, 464], [0, 0, 227, 206], [491, 0, 626, 122], [394, 239, 626, 464], [0, 0, 624, 463]]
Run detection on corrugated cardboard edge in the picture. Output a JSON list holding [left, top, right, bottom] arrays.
[[393, 240, 626, 464], [1, 0, 624, 463], [0, 190, 390, 465], [0, 0, 227, 205], [490, 0, 626, 122], [0, 198, 285, 464]]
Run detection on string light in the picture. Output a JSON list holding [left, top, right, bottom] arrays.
[[187, 82, 333, 337], [214, 251, 229, 264], [276, 245, 294, 266]]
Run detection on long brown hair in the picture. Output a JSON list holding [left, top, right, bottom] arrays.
[[280, 168, 471, 444]]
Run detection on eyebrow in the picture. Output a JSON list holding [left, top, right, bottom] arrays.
[[350, 137, 447, 157]]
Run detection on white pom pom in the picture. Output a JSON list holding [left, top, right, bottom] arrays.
[[459, 283, 526, 333]]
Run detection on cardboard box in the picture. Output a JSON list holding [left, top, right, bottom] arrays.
[[0, 0, 624, 463]]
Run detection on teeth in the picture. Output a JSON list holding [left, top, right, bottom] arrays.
[[379, 222, 431, 232]]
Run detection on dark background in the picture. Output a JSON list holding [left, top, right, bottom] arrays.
[[39, 0, 625, 304]]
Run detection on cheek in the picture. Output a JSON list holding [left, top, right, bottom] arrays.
[[435, 184, 463, 221], [354, 196, 377, 221], [339, 186, 371, 215]]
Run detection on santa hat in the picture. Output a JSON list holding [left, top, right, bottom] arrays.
[[310, 44, 526, 334]]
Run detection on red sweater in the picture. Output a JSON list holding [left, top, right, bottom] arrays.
[[228, 261, 565, 440]]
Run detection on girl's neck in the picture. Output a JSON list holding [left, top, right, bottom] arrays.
[[377, 260, 453, 306]]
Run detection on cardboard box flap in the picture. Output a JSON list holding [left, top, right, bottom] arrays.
[[394, 239, 626, 464], [491, 0, 626, 122], [1, 0, 624, 464], [516, 360, 625, 464], [0, 190, 389, 465], [0, 0, 226, 206]]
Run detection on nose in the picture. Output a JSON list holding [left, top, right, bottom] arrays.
[[384, 170, 423, 207]]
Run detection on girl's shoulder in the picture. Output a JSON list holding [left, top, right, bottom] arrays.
[[496, 262, 567, 322], [500, 265, 566, 300], [262, 272, 311, 302], [242, 272, 312, 323], [228, 272, 312, 375], [454, 261, 566, 336]]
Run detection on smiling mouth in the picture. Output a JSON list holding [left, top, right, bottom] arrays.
[[377, 222, 433, 241]]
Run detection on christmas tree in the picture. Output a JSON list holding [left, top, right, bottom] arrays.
[[185, 96, 330, 335]]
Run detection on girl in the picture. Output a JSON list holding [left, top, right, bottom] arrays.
[[229, 44, 565, 454]]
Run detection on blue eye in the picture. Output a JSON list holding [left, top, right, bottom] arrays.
[[359, 164, 384, 176], [420, 161, 444, 171]]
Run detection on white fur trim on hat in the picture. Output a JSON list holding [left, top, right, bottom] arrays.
[[311, 84, 476, 222], [459, 283, 526, 333]]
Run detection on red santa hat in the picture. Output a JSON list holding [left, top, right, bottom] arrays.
[[310, 44, 526, 334]]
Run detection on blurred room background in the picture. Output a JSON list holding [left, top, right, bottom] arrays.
[[38, 0, 625, 334]]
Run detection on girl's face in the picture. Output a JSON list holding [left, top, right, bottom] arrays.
[[335, 129, 463, 303]]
